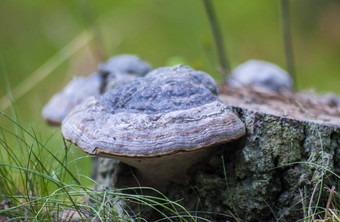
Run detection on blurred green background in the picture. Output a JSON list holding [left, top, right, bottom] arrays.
[[0, 0, 339, 181]]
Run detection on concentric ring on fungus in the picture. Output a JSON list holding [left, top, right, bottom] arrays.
[[62, 65, 246, 185]]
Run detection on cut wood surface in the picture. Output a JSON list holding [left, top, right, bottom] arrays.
[[218, 84, 340, 126]]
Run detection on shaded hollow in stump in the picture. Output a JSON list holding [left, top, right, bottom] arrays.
[[94, 84, 340, 222]]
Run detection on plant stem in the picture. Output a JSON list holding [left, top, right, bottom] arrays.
[[280, 0, 297, 90], [203, 0, 230, 76], [77, 0, 106, 61]]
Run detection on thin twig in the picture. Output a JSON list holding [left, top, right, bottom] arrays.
[[280, 0, 297, 90], [202, 0, 230, 76]]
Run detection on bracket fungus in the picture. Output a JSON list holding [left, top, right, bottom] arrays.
[[99, 54, 151, 91], [42, 54, 150, 125], [227, 60, 293, 92], [42, 73, 103, 125], [62, 65, 246, 185]]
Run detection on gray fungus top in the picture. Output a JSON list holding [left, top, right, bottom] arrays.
[[100, 54, 152, 91], [62, 65, 246, 157], [42, 54, 151, 125], [42, 73, 103, 125], [99, 54, 151, 76], [227, 60, 293, 92], [101, 65, 218, 115]]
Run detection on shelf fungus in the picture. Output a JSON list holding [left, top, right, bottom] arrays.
[[99, 54, 151, 91], [227, 60, 293, 92], [42, 73, 103, 126], [62, 65, 246, 185], [42, 54, 150, 126]]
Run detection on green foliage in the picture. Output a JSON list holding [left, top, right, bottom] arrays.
[[1, 1, 339, 110]]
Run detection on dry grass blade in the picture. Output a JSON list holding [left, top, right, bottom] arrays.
[[0, 30, 93, 111], [308, 181, 320, 219], [227, 210, 240, 222], [324, 185, 336, 221], [329, 209, 340, 221]]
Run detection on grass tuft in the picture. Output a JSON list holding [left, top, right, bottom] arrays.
[[0, 112, 196, 221]]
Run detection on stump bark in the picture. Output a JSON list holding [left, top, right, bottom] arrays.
[[93, 85, 340, 222]]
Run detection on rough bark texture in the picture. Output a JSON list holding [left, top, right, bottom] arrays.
[[93, 85, 340, 221]]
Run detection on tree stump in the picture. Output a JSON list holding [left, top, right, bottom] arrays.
[[93, 85, 340, 221]]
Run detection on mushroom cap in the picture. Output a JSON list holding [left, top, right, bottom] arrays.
[[42, 73, 103, 125], [62, 65, 245, 158], [227, 60, 293, 92], [99, 54, 151, 76]]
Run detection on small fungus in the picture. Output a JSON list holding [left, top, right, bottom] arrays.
[[42, 54, 150, 125], [62, 65, 246, 185], [42, 73, 103, 126], [227, 60, 293, 92], [99, 54, 151, 91]]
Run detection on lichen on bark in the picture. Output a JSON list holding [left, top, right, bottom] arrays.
[[222, 107, 340, 221]]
